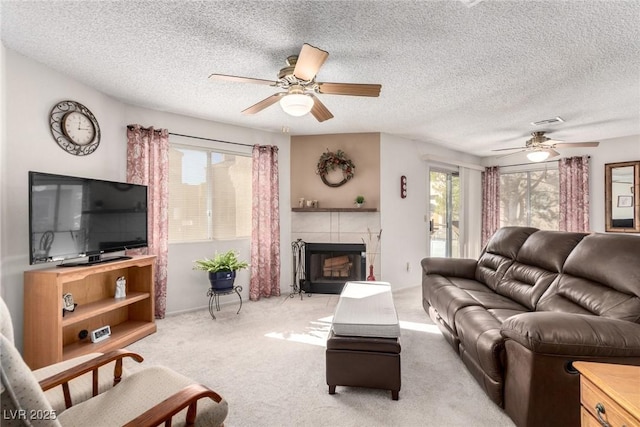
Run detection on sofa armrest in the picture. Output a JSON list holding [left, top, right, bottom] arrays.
[[501, 312, 640, 357], [421, 257, 477, 279]]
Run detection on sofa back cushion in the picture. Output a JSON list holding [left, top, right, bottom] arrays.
[[495, 231, 588, 309], [537, 233, 640, 322], [475, 227, 538, 290]]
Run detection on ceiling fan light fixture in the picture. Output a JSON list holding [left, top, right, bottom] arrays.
[[526, 149, 551, 162], [279, 93, 314, 117]]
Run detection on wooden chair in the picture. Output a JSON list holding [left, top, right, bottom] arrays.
[[1, 297, 138, 413], [0, 298, 228, 426]]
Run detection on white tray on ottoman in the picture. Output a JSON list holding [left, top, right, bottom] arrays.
[[326, 281, 402, 400]]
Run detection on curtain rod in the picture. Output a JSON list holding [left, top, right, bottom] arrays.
[[498, 155, 590, 168], [126, 125, 253, 148], [169, 132, 254, 148], [499, 159, 560, 168]]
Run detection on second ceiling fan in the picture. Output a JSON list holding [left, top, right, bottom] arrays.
[[209, 43, 381, 122], [493, 131, 600, 162]]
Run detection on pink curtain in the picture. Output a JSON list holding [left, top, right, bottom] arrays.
[[250, 145, 281, 301], [559, 155, 590, 232], [126, 125, 169, 318], [481, 166, 500, 247]]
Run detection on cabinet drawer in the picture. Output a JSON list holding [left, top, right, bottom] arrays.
[[582, 407, 606, 427], [581, 377, 639, 427]]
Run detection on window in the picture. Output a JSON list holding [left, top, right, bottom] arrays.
[[169, 145, 252, 242], [500, 168, 559, 230]]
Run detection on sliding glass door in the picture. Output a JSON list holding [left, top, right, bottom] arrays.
[[429, 170, 460, 257]]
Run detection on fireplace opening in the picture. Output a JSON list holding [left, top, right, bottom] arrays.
[[302, 242, 366, 294]]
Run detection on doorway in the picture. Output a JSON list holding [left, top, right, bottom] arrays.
[[429, 169, 460, 257]]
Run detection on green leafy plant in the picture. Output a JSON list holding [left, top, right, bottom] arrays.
[[193, 250, 249, 273], [355, 195, 365, 204]]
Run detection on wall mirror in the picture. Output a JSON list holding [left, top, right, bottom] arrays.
[[605, 161, 640, 233]]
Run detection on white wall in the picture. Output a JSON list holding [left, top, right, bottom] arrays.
[[379, 134, 483, 289], [1, 47, 291, 351], [482, 134, 640, 233]]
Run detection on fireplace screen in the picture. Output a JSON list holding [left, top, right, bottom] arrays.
[[303, 242, 366, 294]]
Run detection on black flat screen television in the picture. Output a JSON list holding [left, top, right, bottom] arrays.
[[29, 171, 148, 266]]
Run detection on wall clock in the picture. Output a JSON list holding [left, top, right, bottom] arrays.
[[49, 100, 101, 156]]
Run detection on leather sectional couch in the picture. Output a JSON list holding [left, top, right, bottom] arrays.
[[421, 227, 640, 427]]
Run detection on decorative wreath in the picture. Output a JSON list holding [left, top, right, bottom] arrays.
[[316, 149, 356, 187]]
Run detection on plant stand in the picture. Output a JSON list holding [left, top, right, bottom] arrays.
[[206, 285, 243, 320]]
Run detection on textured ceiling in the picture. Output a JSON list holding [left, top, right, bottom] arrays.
[[2, 0, 639, 157]]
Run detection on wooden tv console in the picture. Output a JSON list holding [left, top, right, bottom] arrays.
[[24, 255, 157, 369]]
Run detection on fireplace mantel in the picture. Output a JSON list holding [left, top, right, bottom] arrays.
[[292, 207, 377, 212]]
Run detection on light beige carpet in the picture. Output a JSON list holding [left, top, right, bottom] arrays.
[[127, 285, 514, 426]]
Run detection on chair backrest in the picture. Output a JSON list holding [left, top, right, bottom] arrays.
[[0, 297, 15, 344], [0, 334, 61, 426]]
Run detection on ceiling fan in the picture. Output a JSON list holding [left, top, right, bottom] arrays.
[[209, 43, 381, 122], [492, 131, 600, 162]]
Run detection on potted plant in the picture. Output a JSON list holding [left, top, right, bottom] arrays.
[[355, 195, 366, 208], [193, 250, 249, 291]]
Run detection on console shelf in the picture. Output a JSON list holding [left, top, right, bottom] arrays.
[[61, 292, 151, 326], [62, 321, 156, 360], [24, 255, 157, 369]]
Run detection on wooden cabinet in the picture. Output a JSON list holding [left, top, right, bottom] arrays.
[[24, 255, 157, 369], [574, 362, 640, 427]]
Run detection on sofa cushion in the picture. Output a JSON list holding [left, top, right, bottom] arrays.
[[563, 233, 640, 297], [492, 230, 588, 309], [465, 290, 529, 311], [502, 312, 640, 357], [475, 227, 538, 290], [430, 284, 485, 329], [456, 306, 503, 378], [496, 264, 559, 310], [515, 230, 588, 273], [537, 233, 640, 322], [429, 279, 527, 333], [538, 275, 640, 322]]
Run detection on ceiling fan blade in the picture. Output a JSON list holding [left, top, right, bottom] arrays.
[[496, 150, 526, 159], [547, 148, 560, 158], [293, 44, 329, 81], [209, 74, 277, 86], [317, 82, 382, 97], [309, 94, 334, 122], [492, 146, 527, 152], [552, 141, 600, 148], [241, 93, 285, 115]]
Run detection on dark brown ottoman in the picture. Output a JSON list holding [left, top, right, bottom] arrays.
[[325, 281, 401, 400], [326, 330, 401, 400]]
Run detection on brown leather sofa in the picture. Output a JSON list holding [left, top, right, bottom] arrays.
[[421, 227, 640, 427]]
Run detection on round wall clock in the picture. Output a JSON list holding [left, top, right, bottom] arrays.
[[49, 100, 101, 156]]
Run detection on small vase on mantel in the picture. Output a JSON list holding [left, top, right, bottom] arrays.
[[367, 265, 376, 281]]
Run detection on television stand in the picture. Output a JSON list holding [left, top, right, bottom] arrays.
[[24, 255, 156, 369], [58, 255, 132, 268]]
